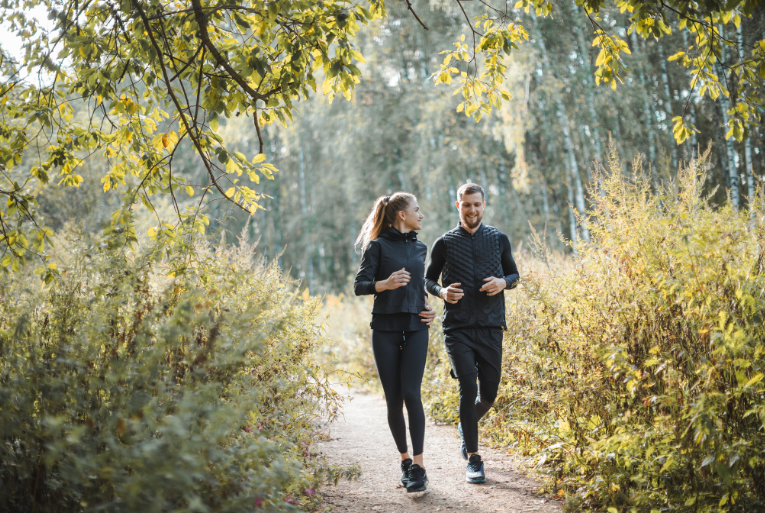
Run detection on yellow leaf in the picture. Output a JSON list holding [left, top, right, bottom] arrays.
[[253, 153, 267, 163], [224, 187, 235, 198], [744, 373, 763, 388], [667, 51, 685, 62], [350, 49, 365, 63]]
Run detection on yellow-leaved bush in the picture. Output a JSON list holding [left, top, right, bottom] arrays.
[[456, 151, 764, 511], [417, 150, 765, 511], [0, 229, 358, 512]]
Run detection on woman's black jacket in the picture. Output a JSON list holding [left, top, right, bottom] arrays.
[[353, 228, 427, 314]]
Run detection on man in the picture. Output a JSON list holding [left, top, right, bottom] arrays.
[[425, 183, 519, 484]]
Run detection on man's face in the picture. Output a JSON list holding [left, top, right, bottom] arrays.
[[456, 192, 485, 229]]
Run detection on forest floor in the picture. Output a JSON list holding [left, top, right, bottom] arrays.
[[319, 390, 564, 513]]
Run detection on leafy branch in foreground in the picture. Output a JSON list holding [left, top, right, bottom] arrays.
[[429, 0, 763, 148], [0, 0, 380, 274], [1, 0, 763, 279]]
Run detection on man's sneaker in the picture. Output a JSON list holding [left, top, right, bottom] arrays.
[[400, 458, 412, 487], [466, 454, 486, 484], [458, 423, 468, 460], [406, 464, 428, 492]]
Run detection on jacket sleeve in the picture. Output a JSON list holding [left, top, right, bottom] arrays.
[[424, 237, 446, 297], [354, 241, 380, 296], [499, 234, 520, 290]]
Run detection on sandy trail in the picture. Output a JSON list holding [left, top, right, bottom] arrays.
[[319, 390, 563, 513]]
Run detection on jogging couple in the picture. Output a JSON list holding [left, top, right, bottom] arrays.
[[353, 183, 520, 493]]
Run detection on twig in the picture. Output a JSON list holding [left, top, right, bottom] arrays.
[[253, 106, 264, 154], [189, 0, 268, 103], [403, 0, 428, 30]]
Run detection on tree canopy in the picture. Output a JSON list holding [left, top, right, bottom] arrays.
[[0, 0, 763, 278]]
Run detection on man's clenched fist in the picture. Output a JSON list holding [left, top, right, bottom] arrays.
[[479, 277, 506, 296], [440, 282, 464, 304]]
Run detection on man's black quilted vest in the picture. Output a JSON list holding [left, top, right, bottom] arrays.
[[441, 223, 506, 330]]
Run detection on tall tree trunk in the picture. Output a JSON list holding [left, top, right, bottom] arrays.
[[273, 178, 283, 268], [540, 173, 551, 226], [298, 139, 314, 293], [259, 205, 268, 261], [349, 220, 358, 272], [564, 158, 578, 249], [480, 163, 489, 206], [578, 126, 593, 182], [498, 160, 529, 224], [534, 17, 589, 242], [631, 32, 658, 170], [571, 2, 603, 162], [681, 31, 699, 153], [657, 43, 678, 171], [717, 24, 740, 208], [529, 101, 556, 231], [738, 24, 755, 205]]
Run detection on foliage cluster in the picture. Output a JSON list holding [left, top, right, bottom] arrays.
[[214, 3, 765, 295], [2, 0, 764, 293], [0, 228, 355, 512], [318, 293, 377, 386]]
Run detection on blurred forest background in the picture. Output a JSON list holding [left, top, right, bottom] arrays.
[[34, 1, 765, 293]]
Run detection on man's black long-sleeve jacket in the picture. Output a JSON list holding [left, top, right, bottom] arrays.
[[425, 223, 519, 331]]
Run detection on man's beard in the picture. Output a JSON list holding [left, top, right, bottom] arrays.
[[461, 213, 482, 229]]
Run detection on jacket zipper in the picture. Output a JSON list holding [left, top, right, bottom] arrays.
[[471, 231, 478, 327], [405, 237, 411, 311]]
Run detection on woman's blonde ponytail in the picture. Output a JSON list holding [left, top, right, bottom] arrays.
[[355, 193, 415, 250]]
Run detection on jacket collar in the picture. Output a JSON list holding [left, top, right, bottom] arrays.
[[455, 221, 483, 236], [380, 226, 418, 242]]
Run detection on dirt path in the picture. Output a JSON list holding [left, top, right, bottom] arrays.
[[319, 390, 563, 513]]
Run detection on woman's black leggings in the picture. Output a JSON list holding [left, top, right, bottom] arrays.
[[371, 329, 429, 456]]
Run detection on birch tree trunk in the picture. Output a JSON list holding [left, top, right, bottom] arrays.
[[535, 97, 563, 238], [738, 24, 755, 205], [298, 139, 314, 294], [564, 157, 578, 249], [571, 2, 603, 162], [717, 24, 740, 208], [681, 31, 699, 152], [534, 17, 589, 242], [272, 177, 283, 268], [656, 43, 678, 170], [630, 32, 658, 170]]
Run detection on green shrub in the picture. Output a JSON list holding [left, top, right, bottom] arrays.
[[0, 231, 353, 512]]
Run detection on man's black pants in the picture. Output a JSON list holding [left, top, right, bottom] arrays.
[[444, 327, 503, 454]]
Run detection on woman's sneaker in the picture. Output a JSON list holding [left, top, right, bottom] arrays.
[[406, 464, 428, 492], [466, 454, 486, 484], [458, 423, 468, 460], [400, 458, 412, 487]]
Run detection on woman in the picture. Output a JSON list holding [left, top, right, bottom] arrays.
[[354, 192, 433, 493]]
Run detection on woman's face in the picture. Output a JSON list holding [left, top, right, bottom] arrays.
[[399, 198, 424, 232]]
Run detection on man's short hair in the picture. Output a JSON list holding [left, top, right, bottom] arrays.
[[457, 183, 485, 201]]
